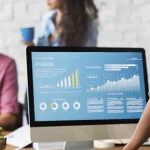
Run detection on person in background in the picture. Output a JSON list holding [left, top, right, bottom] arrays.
[[123, 92, 150, 150], [29, 0, 98, 47], [0, 54, 19, 130], [23, 0, 98, 123]]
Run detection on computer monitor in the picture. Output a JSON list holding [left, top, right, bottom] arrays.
[[26, 47, 149, 144]]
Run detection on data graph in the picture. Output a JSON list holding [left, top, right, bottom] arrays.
[[32, 51, 146, 122], [87, 74, 140, 93], [56, 69, 80, 88], [40, 69, 80, 90]]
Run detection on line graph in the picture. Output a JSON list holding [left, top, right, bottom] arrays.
[[87, 74, 140, 93]]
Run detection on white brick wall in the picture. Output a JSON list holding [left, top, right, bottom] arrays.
[[0, 0, 46, 103], [0, 0, 150, 103], [96, 0, 150, 83]]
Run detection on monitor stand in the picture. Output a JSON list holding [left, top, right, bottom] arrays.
[[65, 141, 93, 150], [33, 140, 115, 150]]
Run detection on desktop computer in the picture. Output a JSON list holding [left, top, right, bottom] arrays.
[[26, 47, 149, 149]]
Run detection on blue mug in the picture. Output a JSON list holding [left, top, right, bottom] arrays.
[[20, 27, 34, 42]]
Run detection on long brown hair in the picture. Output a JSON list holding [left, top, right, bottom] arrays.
[[60, 0, 98, 46]]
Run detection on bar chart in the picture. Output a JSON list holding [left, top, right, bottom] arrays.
[[56, 69, 80, 89]]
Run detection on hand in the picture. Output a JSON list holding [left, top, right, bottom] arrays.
[[123, 145, 130, 150], [123, 144, 138, 150], [22, 41, 35, 46]]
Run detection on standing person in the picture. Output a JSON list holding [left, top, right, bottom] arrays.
[[123, 92, 150, 150], [0, 54, 19, 130], [32, 0, 98, 47], [23, 0, 98, 123]]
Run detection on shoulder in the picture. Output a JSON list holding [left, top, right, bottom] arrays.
[[42, 10, 57, 21], [0, 54, 15, 69], [0, 53, 14, 63]]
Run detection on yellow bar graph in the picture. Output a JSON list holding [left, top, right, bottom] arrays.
[[75, 69, 79, 87], [57, 69, 80, 88], [72, 73, 75, 87]]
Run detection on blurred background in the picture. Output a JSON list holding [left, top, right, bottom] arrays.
[[0, 0, 150, 103]]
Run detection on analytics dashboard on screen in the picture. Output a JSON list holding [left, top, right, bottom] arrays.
[[31, 51, 147, 122]]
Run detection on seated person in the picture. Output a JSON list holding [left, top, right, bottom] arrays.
[[0, 54, 19, 130]]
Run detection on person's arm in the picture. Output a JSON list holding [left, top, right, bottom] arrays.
[[34, 11, 56, 46], [123, 94, 150, 150], [0, 113, 18, 129], [0, 59, 19, 129]]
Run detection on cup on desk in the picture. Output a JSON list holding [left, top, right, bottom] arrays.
[[20, 27, 34, 43]]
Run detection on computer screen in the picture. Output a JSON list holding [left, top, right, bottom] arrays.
[[31, 49, 148, 122], [27, 47, 149, 142]]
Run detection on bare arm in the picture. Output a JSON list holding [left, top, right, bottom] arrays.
[[0, 113, 18, 130], [123, 95, 150, 150]]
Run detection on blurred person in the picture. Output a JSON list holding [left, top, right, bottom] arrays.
[[23, 0, 98, 123], [0, 54, 19, 130], [27, 0, 98, 47], [123, 92, 150, 150]]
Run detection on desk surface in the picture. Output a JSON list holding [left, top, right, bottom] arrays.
[[3, 132, 150, 150], [5, 145, 150, 150]]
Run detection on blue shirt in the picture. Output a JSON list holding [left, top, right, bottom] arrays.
[[34, 10, 98, 47]]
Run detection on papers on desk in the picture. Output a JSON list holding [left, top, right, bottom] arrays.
[[4, 124, 66, 150], [4, 125, 32, 150], [33, 142, 66, 150], [119, 138, 150, 145]]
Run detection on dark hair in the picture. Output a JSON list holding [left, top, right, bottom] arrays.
[[60, 0, 98, 46]]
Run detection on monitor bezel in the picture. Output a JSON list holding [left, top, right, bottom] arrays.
[[26, 47, 149, 127]]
